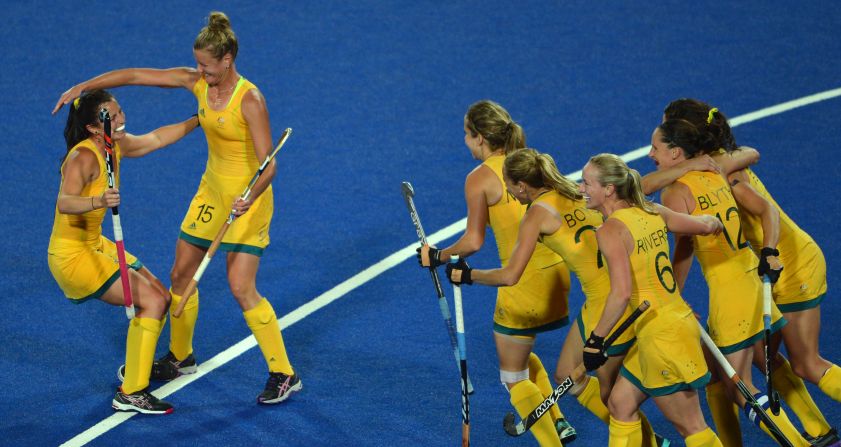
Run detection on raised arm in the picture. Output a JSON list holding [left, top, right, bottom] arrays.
[[716, 147, 760, 175], [120, 115, 201, 158], [53, 67, 200, 114], [641, 154, 719, 195]]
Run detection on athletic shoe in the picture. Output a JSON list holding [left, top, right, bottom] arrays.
[[156, 351, 198, 376], [112, 388, 174, 414], [655, 433, 672, 447], [555, 418, 577, 444], [805, 428, 841, 447], [117, 359, 180, 383], [257, 372, 302, 404]]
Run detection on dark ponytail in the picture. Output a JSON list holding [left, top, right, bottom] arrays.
[[663, 98, 738, 152], [61, 89, 114, 169], [657, 118, 716, 158]]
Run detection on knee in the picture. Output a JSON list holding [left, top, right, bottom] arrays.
[[169, 265, 188, 289], [501, 369, 530, 391], [607, 394, 634, 420], [227, 276, 254, 300], [138, 285, 169, 316]]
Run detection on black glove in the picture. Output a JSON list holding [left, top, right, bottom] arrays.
[[416, 245, 444, 269], [446, 257, 473, 285], [758, 247, 782, 283], [582, 332, 607, 371]]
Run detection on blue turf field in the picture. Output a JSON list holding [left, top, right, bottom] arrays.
[[1, 1, 839, 445]]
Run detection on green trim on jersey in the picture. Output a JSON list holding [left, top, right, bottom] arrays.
[[179, 231, 265, 256], [777, 293, 825, 313], [620, 367, 711, 397], [493, 316, 569, 336]]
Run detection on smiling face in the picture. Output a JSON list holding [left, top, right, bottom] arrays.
[[87, 99, 127, 141], [648, 127, 683, 171], [193, 48, 233, 87], [579, 162, 609, 210]]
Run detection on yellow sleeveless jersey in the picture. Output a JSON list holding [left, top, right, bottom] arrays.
[[48, 139, 121, 251], [183, 75, 274, 254], [675, 171, 785, 351], [676, 171, 756, 281], [609, 207, 682, 311], [611, 206, 710, 395], [482, 155, 560, 269], [194, 76, 271, 195], [738, 168, 827, 308], [47, 139, 142, 301], [533, 190, 608, 300], [534, 191, 635, 353]]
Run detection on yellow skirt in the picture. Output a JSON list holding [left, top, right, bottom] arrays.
[[620, 301, 710, 396], [179, 168, 273, 256], [48, 236, 141, 301], [493, 260, 571, 335]]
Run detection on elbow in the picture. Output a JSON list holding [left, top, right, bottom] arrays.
[[640, 179, 654, 196], [499, 271, 522, 287], [461, 236, 484, 255]]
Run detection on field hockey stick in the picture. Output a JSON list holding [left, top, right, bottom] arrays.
[[173, 128, 292, 317], [503, 300, 650, 437], [763, 276, 781, 415], [99, 109, 135, 320], [698, 320, 794, 447], [401, 181, 474, 394], [450, 256, 470, 447]]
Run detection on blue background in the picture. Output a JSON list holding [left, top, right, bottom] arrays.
[[0, 1, 839, 445]]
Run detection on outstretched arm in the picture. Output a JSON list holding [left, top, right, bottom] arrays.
[[53, 67, 200, 114], [641, 155, 720, 195], [469, 204, 546, 286], [120, 115, 201, 158], [716, 147, 760, 175]]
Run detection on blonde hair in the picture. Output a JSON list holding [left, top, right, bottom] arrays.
[[587, 153, 656, 214], [504, 148, 582, 200], [194, 11, 238, 60], [465, 100, 525, 154]]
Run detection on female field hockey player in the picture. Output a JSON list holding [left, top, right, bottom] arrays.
[[651, 119, 812, 446], [446, 148, 666, 446], [418, 101, 574, 446], [49, 89, 198, 413], [645, 99, 839, 445], [53, 11, 299, 404], [581, 153, 725, 447]]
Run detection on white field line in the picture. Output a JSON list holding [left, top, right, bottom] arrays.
[[61, 86, 841, 447]]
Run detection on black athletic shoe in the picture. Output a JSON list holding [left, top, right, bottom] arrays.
[[257, 372, 302, 405], [156, 351, 198, 376], [805, 428, 841, 447], [655, 433, 672, 447], [555, 418, 577, 444], [112, 388, 174, 414], [117, 359, 181, 383]]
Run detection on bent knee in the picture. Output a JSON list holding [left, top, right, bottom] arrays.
[[607, 394, 635, 419]]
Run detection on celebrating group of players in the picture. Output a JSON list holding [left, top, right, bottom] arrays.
[[417, 99, 839, 446], [49, 12, 300, 414], [45, 7, 838, 446]]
